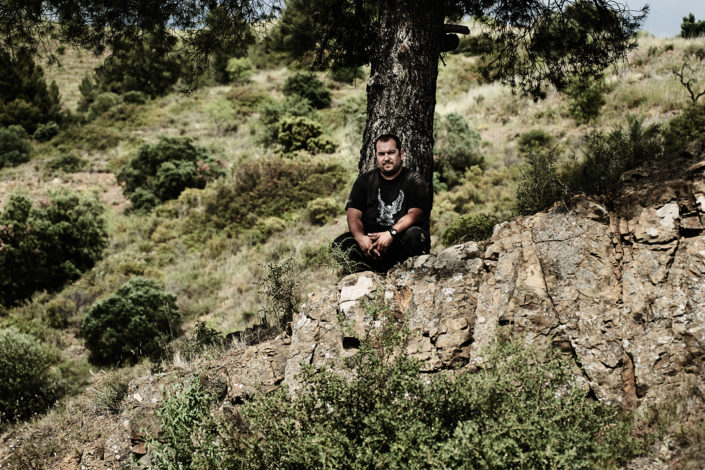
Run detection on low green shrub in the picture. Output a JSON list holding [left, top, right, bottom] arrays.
[[283, 72, 331, 109], [204, 98, 238, 133], [518, 129, 554, 153], [122, 90, 148, 105], [434, 113, 484, 188], [117, 137, 225, 211], [44, 296, 77, 329], [33, 121, 59, 142], [206, 157, 347, 231], [663, 103, 705, 153], [442, 213, 499, 246], [0, 125, 31, 168], [277, 116, 336, 154], [0, 191, 108, 306], [565, 76, 606, 123], [51, 123, 122, 151], [81, 277, 181, 366], [87, 92, 121, 120], [306, 197, 339, 225], [0, 327, 56, 424], [330, 66, 365, 84], [227, 87, 268, 115], [148, 340, 645, 469], [256, 95, 317, 146], [226, 57, 254, 84], [257, 258, 301, 329], [46, 153, 87, 173], [515, 149, 567, 215]]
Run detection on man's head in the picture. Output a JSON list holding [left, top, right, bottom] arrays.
[[375, 133, 404, 179]]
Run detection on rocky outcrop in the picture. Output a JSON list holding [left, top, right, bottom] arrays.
[[12, 150, 705, 468]]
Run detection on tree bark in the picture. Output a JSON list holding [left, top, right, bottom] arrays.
[[360, 0, 445, 192]]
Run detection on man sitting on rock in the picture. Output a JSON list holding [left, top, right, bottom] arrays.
[[333, 133, 431, 273]]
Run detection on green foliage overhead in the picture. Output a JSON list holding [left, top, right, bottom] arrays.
[[205, 157, 347, 231], [442, 213, 499, 246], [0, 191, 108, 306], [117, 137, 225, 211], [0, 125, 31, 168], [0, 327, 56, 425], [681, 13, 705, 38], [81, 277, 181, 366], [434, 112, 484, 188], [147, 340, 644, 469], [282, 72, 331, 109], [0, 49, 61, 133]]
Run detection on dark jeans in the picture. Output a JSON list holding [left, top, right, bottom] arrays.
[[332, 226, 430, 273]]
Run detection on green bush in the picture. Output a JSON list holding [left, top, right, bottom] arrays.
[[330, 66, 365, 84], [306, 197, 339, 225], [282, 72, 331, 109], [434, 113, 484, 188], [565, 77, 606, 123], [206, 158, 347, 231], [515, 149, 567, 215], [257, 95, 317, 146], [518, 128, 554, 153], [81, 277, 181, 366], [0, 191, 108, 306], [122, 90, 148, 105], [225, 57, 254, 84], [148, 340, 644, 469], [51, 123, 122, 151], [117, 137, 225, 211], [87, 92, 121, 120], [46, 153, 87, 173], [257, 258, 301, 329], [33, 121, 59, 142], [663, 103, 705, 153], [0, 48, 61, 133], [0, 125, 31, 168], [277, 116, 336, 153], [0, 327, 56, 424], [442, 213, 499, 246]]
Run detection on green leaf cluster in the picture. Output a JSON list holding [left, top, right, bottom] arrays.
[[117, 137, 225, 211], [0, 327, 56, 425], [81, 277, 181, 365], [0, 191, 108, 306]]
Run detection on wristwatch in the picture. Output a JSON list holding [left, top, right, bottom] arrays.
[[388, 228, 398, 238]]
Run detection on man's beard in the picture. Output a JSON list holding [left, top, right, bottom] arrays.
[[379, 161, 402, 177]]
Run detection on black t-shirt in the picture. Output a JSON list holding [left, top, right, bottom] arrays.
[[345, 168, 430, 233]]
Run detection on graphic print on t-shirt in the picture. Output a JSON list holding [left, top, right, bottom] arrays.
[[376, 189, 404, 226]]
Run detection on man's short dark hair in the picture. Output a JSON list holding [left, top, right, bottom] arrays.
[[375, 133, 402, 151]]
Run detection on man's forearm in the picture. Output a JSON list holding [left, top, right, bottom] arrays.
[[347, 209, 366, 241], [389, 208, 424, 234]]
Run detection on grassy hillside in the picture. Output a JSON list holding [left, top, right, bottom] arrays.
[[2, 28, 705, 465]]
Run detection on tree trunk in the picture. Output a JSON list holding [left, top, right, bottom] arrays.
[[360, 0, 445, 192]]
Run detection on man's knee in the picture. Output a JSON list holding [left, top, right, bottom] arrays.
[[398, 226, 430, 255]]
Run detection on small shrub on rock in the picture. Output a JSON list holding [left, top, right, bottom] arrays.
[[117, 137, 225, 211], [81, 277, 181, 366], [282, 72, 331, 109], [0, 191, 108, 306], [0, 125, 31, 168], [0, 327, 56, 424], [442, 213, 499, 246]]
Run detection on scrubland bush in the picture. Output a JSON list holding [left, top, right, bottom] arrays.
[[0, 49, 61, 133], [226, 57, 254, 84], [339, 93, 366, 136], [0, 191, 108, 306], [0, 327, 56, 424], [518, 128, 554, 152], [122, 90, 148, 104], [227, 87, 268, 115], [434, 113, 484, 188], [81, 277, 181, 366], [306, 197, 339, 225], [565, 76, 607, 123], [257, 95, 318, 146], [206, 158, 347, 230], [87, 92, 121, 120], [516, 116, 662, 214], [33, 121, 59, 142], [148, 339, 643, 469], [203, 98, 238, 133], [681, 13, 705, 38], [442, 213, 499, 246], [51, 123, 122, 151], [117, 137, 225, 211], [663, 103, 705, 153], [283, 72, 331, 108], [277, 116, 336, 153], [330, 66, 365, 84], [258, 258, 301, 329], [46, 153, 87, 173], [0, 125, 31, 168]]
